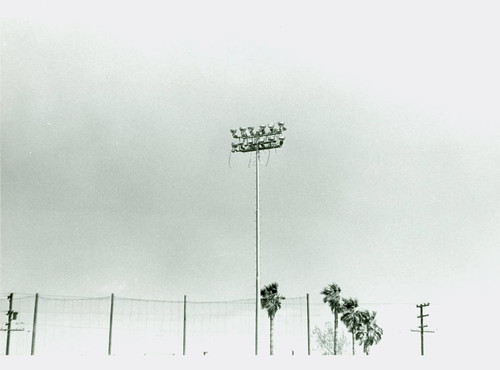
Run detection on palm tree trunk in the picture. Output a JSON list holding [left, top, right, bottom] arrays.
[[270, 316, 274, 355], [352, 332, 355, 355], [333, 310, 338, 355]]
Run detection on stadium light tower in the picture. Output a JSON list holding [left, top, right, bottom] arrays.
[[229, 122, 287, 355]]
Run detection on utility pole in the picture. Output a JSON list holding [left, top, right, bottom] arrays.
[[229, 122, 287, 355], [411, 302, 434, 355], [5, 293, 14, 355], [2, 293, 23, 355]]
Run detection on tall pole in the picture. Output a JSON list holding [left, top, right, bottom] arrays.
[[255, 146, 260, 355], [306, 293, 311, 356], [229, 122, 287, 356], [5, 293, 13, 355], [183, 295, 187, 356], [419, 304, 425, 355], [411, 303, 433, 355], [108, 293, 114, 356], [31, 293, 39, 355]]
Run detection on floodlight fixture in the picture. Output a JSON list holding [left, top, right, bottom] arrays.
[[229, 121, 287, 153]]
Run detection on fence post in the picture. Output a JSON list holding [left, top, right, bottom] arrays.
[[31, 293, 39, 355], [306, 293, 311, 355], [183, 295, 187, 355], [108, 293, 114, 355]]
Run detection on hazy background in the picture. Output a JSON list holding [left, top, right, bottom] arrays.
[[1, 0, 499, 356]]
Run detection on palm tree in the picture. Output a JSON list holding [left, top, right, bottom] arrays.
[[355, 310, 383, 355], [260, 282, 285, 355], [321, 283, 343, 355], [340, 297, 364, 355]]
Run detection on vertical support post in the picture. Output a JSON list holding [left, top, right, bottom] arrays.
[[108, 293, 114, 356], [413, 303, 431, 355], [31, 293, 39, 355], [306, 293, 311, 355], [183, 295, 187, 356], [419, 304, 424, 356], [255, 146, 260, 356], [5, 293, 13, 355], [230, 123, 287, 356]]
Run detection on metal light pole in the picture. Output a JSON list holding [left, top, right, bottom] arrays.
[[230, 122, 287, 355]]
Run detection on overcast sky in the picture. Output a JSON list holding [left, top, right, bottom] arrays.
[[1, 0, 500, 355]]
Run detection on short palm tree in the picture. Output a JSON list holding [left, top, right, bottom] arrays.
[[260, 282, 285, 355], [340, 297, 364, 355], [321, 283, 343, 355], [355, 310, 383, 355]]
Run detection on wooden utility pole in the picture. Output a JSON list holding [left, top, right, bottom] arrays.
[[5, 293, 14, 355], [3, 293, 23, 355], [411, 303, 434, 355]]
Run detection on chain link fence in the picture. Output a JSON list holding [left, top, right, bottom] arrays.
[[0, 293, 424, 356]]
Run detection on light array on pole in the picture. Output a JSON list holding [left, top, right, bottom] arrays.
[[230, 122, 287, 153]]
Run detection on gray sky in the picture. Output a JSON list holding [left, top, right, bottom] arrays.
[[1, 0, 500, 355]]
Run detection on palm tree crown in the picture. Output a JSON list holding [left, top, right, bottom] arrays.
[[260, 282, 285, 319], [321, 283, 343, 312], [355, 310, 383, 355]]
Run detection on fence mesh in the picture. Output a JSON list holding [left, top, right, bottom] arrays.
[[0, 293, 425, 356]]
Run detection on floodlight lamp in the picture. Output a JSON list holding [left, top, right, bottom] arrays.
[[259, 124, 266, 131], [230, 129, 237, 134], [247, 126, 255, 133], [232, 142, 239, 148], [268, 123, 274, 129]]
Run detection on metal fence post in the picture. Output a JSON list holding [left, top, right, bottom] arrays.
[[183, 295, 187, 355], [31, 293, 39, 355], [306, 293, 311, 355], [108, 293, 114, 355]]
